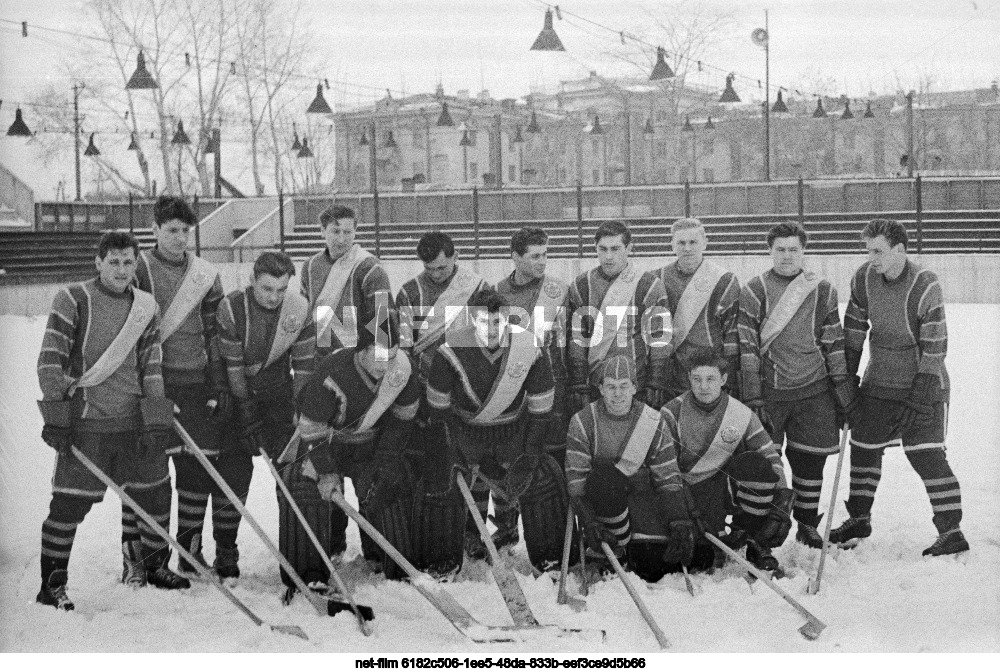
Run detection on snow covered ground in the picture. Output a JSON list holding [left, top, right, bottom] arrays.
[[1, 306, 998, 654]]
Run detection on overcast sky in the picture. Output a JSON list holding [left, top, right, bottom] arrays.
[[1, 0, 997, 197]]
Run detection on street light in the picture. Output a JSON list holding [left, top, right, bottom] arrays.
[[530, 8, 565, 51]]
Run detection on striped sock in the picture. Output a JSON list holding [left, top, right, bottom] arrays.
[[40, 494, 93, 581], [212, 495, 244, 548], [906, 448, 963, 532], [787, 450, 827, 528], [121, 506, 141, 544], [846, 444, 883, 518], [176, 489, 209, 549]]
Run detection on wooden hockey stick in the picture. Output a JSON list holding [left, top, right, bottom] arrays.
[[808, 424, 850, 595], [578, 528, 589, 596], [70, 446, 308, 641], [704, 532, 827, 640], [261, 448, 374, 635], [600, 542, 671, 649], [556, 505, 586, 611]]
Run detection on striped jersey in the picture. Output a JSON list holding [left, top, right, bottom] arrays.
[[660, 392, 787, 488], [37, 278, 164, 425], [739, 269, 847, 401], [566, 266, 670, 389], [495, 271, 568, 392], [216, 288, 316, 397], [135, 248, 224, 386], [844, 260, 950, 396]]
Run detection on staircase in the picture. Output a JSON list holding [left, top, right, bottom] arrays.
[[0, 231, 103, 284]]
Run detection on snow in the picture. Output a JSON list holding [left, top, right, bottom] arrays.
[[1, 306, 999, 654]]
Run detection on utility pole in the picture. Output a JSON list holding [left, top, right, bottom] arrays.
[[906, 90, 915, 178], [213, 115, 222, 198], [73, 83, 82, 201], [764, 10, 771, 181]]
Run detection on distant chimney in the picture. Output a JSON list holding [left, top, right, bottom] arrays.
[[589, 70, 597, 78], [435, 83, 444, 99], [457, 89, 470, 101], [478, 89, 490, 101]]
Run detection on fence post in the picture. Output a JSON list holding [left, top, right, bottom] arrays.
[[128, 193, 134, 233], [373, 189, 382, 259], [797, 177, 805, 225], [193, 194, 201, 257], [472, 186, 480, 261], [278, 190, 286, 252], [915, 175, 923, 254], [84, 202, 91, 230], [576, 181, 584, 258], [684, 180, 691, 217]]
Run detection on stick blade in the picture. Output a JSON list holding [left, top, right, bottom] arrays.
[[798, 620, 825, 641], [272, 624, 309, 640], [327, 599, 376, 621]]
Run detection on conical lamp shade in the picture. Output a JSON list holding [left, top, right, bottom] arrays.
[[812, 98, 827, 118], [127, 132, 139, 151], [297, 137, 313, 158], [643, 118, 654, 135], [359, 130, 369, 146], [589, 115, 603, 135], [384, 130, 397, 148], [704, 116, 715, 130], [84, 133, 100, 156], [307, 83, 333, 114], [459, 129, 472, 147], [683, 115, 693, 132], [649, 47, 674, 81], [513, 125, 524, 143], [719, 74, 740, 103], [291, 132, 302, 151], [863, 101, 876, 119], [841, 101, 854, 119], [771, 90, 789, 113], [171, 120, 191, 145], [6, 108, 32, 136], [526, 110, 541, 133], [126, 50, 159, 90], [530, 8, 565, 51], [436, 102, 454, 127], [204, 132, 219, 154]]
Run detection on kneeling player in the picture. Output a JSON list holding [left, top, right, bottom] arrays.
[[287, 310, 420, 593], [426, 287, 566, 573], [565, 355, 694, 582], [660, 348, 793, 574]]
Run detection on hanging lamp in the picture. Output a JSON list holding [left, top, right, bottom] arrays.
[[530, 8, 565, 51], [126, 50, 158, 90]]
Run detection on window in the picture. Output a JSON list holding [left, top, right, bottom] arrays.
[[467, 130, 477, 147], [678, 166, 689, 182], [412, 162, 423, 176], [509, 165, 516, 182], [655, 140, 667, 157], [591, 138, 600, 154], [412, 129, 424, 149], [469, 162, 479, 181], [704, 137, 714, 155], [703, 168, 715, 183], [592, 168, 600, 184]]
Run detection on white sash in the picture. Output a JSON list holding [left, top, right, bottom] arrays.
[[355, 350, 412, 432], [672, 260, 726, 348], [312, 245, 374, 348], [683, 398, 752, 485], [614, 405, 662, 477], [246, 291, 309, 377], [153, 253, 219, 342], [588, 263, 642, 365], [412, 267, 481, 357], [69, 288, 157, 395], [759, 271, 820, 354], [473, 339, 539, 423]]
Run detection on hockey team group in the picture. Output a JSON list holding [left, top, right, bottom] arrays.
[[32, 195, 969, 635]]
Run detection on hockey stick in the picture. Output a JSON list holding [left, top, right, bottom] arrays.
[[262, 448, 374, 635], [456, 471, 539, 626], [578, 527, 589, 596], [327, 489, 602, 644], [69, 446, 308, 641], [681, 565, 700, 597], [556, 505, 586, 611], [808, 424, 850, 595], [704, 532, 826, 641], [173, 419, 347, 621], [600, 541, 671, 649]]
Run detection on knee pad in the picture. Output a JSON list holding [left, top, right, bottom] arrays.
[[410, 473, 466, 575], [519, 454, 570, 570], [277, 463, 334, 588], [48, 493, 94, 524]]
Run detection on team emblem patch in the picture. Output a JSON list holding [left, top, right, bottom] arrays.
[[507, 361, 528, 378], [804, 271, 817, 281], [387, 367, 409, 387], [453, 271, 472, 289], [543, 281, 563, 299], [720, 426, 741, 443], [695, 277, 712, 291], [192, 271, 210, 286], [281, 314, 301, 333], [133, 307, 148, 322], [620, 267, 636, 283]]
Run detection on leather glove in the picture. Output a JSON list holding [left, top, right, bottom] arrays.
[[317, 472, 342, 501], [643, 387, 665, 409], [235, 396, 268, 456], [206, 388, 235, 424], [746, 399, 775, 438], [363, 452, 410, 512], [662, 519, 696, 566], [831, 376, 861, 428], [756, 487, 794, 548], [898, 372, 937, 434], [505, 453, 540, 500], [572, 495, 617, 553], [38, 400, 75, 453], [140, 397, 177, 453]]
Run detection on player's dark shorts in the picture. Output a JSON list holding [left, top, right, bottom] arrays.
[[53, 430, 170, 500], [851, 392, 948, 451], [166, 382, 226, 456], [764, 389, 840, 456]]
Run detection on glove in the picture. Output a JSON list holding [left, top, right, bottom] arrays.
[[140, 397, 177, 453], [898, 372, 937, 434], [362, 452, 411, 512], [571, 496, 617, 553], [235, 396, 268, 455], [206, 388, 234, 424], [316, 472, 342, 501], [831, 376, 861, 428], [662, 519, 695, 566], [505, 453, 540, 500], [746, 399, 774, 438], [756, 487, 794, 548], [643, 387, 665, 409], [38, 400, 75, 453]]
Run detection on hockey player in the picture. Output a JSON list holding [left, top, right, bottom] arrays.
[[655, 218, 741, 401], [426, 287, 565, 572], [493, 227, 568, 549], [565, 355, 694, 583], [660, 348, 793, 573], [300, 203, 393, 359], [831, 219, 969, 556], [396, 231, 490, 565], [567, 221, 671, 416], [215, 251, 316, 580], [124, 195, 229, 584], [36, 231, 187, 610], [738, 222, 858, 548], [287, 309, 420, 591]]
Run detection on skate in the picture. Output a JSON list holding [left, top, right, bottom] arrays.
[[746, 539, 784, 579], [922, 529, 970, 557], [795, 518, 825, 550], [828, 515, 872, 548], [464, 533, 488, 561], [121, 540, 147, 588], [177, 532, 207, 575], [490, 508, 520, 551], [213, 544, 240, 581], [36, 569, 75, 611], [425, 559, 462, 582], [147, 551, 192, 590]]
